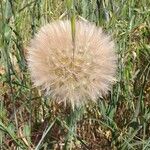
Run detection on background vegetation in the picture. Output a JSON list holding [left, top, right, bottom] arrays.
[[0, 0, 150, 149]]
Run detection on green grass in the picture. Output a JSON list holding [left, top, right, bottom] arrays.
[[0, 0, 150, 149]]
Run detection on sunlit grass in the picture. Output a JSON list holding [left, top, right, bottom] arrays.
[[0, 0, 150, 149]]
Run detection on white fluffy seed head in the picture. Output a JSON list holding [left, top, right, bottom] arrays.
[[27, 20, 117, 107]]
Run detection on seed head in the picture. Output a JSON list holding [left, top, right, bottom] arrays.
[[27, 20, 117, 107]]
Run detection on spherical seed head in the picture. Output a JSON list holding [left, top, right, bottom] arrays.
[[27, 20, 117, 107]]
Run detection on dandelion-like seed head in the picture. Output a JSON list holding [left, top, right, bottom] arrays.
[[27, 20, 117, 107]]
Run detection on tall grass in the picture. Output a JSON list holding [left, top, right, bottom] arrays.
[[0, 0, 150, 149]]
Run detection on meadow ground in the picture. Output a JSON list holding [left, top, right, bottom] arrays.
[[0, 0, 150, 149]]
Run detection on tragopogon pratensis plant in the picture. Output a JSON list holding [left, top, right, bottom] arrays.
[[27, 20, 117, 107]]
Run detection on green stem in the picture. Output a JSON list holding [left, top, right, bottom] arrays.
[[66, 0, 76, 61]]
